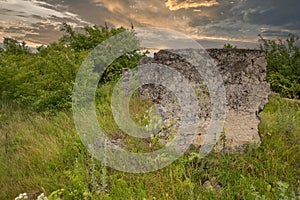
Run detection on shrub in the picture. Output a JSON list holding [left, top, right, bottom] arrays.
[[0, 24, 145, 112], [259, 34, 300, 99]]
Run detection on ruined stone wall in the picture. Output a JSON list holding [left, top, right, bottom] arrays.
[[136, 49, 271, 151]]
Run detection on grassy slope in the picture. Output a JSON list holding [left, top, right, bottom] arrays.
[[0, 92, 299, 199]]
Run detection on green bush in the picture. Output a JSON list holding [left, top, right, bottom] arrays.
[[223, 43, 237, 49], [0, 24, 144, 112], [259, 34, 300, 99], [0, 42, 86, 112]]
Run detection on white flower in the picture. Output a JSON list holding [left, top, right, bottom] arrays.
[[37, 193, 48, 200], [14, 193, 28, 200]]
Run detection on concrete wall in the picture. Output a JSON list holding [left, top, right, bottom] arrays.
[[130, 49, 271, 151]]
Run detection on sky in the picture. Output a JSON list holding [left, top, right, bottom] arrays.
[[0, 0, 299, 48]]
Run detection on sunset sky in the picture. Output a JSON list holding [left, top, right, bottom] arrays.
[[0, 0, 299, 48]]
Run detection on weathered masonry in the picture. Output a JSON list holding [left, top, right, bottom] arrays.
[[129, 49, 271, 151]]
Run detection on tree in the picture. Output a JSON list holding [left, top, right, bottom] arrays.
[[60, 23, 145, 83], [60, 23, 127, 51], [2, 38, 30, 55]]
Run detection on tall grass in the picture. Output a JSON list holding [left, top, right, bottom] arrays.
[[0, 93, 299, 199]]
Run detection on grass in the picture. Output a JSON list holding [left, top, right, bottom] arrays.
[[0, 87, 300, 199]]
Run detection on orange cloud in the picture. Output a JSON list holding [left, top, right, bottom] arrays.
[[92, 0, 125, 12], [165, 0, 219, 11]]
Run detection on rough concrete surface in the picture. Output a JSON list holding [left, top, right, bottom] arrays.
[[133, 48, 271, 151]]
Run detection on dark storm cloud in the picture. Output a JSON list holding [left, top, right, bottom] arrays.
[[234, 0, 300, 29], [181, 0, 300, 44]]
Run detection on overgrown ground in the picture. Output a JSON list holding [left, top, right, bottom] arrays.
[[0, 25, 300, 200], [1, 86, 299, 199]]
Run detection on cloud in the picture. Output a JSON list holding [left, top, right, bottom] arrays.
[[1, 0, 299, 48], [228, 0, 300, 29], [91, 0, 189, 31], [89, 0, 300, 47], [187, 0, 300, 43], [99, 0, 127, 12], [165, 0, 219, 11], [0, 0, 90, 46], [0, 0, 86, 23]]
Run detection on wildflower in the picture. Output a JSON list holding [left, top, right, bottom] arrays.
[[37, 193, 48, 200], [14, 193, 28, 200]]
